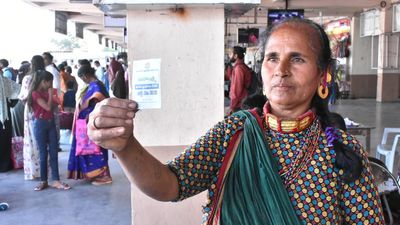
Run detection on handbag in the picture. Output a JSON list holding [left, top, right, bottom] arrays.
[[75, 119, 101, 156], [11, 136, 24, 169]]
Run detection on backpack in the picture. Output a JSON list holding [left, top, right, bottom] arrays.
[[246, 66, 263, 96]]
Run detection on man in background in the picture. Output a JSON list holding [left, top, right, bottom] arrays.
[[228, 46, 251, 113], [0, 59, 14, 80]]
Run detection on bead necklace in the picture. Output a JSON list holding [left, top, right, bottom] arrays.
[[267, 119, 322, 187]]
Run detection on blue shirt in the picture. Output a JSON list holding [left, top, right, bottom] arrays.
[[2, 68, 13, 80]]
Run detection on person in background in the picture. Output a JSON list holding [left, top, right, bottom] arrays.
[[228, 46, 252, 114], [17, 61, 30, 84], [0, 59, 14, 80], [62, 81, 76, 113], [58, 63, 68, 110], [87, 18, 385, 224], [42, 52, 60, 95], [107, 55, 124, 85], [0, 72, 20, 172], [19, 55, 44, 180], [67, 65, 112, 185], [10, 62, 31, 137], [27, 70, 70, 191], [94, 60, 108, 92], [64, 66, 78, 92]]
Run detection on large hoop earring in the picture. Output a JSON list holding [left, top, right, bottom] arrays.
[[318, 85, 329, 99], [326, 72, 332, 83]]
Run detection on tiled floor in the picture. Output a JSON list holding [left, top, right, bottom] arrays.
[[0, 140, 131, 225], [0, 98, 399, 225]]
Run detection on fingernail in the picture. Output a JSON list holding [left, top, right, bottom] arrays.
[[127, 111, 135, 118], [128, 102, 138, 109]]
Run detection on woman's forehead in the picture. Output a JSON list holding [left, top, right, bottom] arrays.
[[266, 23, 322, 54]]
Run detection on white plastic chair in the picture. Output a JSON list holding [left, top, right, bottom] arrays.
[[369, 157, 400, 225], [376, 128, 400, 173]]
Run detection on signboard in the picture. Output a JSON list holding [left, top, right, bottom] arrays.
[[55, 11, 68, 35], [132, 58, 161, 109], [104, 15, 126, 28], [76, 23, 84, 39]]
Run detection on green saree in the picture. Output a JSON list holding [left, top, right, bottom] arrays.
[[217, 110, 301, 225]]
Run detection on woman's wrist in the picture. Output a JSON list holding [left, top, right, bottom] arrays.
[[113, 136, 136, 157]]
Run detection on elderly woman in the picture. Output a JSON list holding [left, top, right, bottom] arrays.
[[87, 18, 385, 224]]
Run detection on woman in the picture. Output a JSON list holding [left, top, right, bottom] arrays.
[[10, 62, 31, 137], [67, 64, 111, 185], [0, 74, 20, 172], [87, 18, 385, 224], [19, 55, 44, 180]]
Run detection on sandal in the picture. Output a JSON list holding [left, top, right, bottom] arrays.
[[51, 181, 71, 190], [91, 177, 112, 186], [34, 181, 49, 191]]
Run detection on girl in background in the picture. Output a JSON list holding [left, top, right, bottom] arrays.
[[27, 70, 70, 191]]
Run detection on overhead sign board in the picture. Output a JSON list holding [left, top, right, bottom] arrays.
[[55, 11, 68, 35]]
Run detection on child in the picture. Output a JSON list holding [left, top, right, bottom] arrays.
[[27, 70, 71, 191], [63, 81, 76, 113]]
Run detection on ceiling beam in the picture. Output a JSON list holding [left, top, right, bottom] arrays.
[[69, 14, 103, 24], [39, 2, 102, 14], [95, 30, 123, 37]]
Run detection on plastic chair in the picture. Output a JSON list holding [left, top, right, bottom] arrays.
[[376, 128, 400, 174], [369, 157, 400, 225]]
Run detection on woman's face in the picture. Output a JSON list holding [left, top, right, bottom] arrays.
[[79, 74, 89, 84], [40, 79, 52, 90], [261, 23, 324, 116]]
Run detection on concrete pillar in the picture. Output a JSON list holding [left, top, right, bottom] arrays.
[[376, 6, 400, 102], [127, 6, 225, 146], [126, 6, 225, 225]]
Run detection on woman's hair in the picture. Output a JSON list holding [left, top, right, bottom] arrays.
[[264, 18, 362, 183], [329, 112, 347, 131], [27, 70, 53, 109], [77, 64, 96, 79], [65, 66, 72, 74], [30, 55, 45, 74]]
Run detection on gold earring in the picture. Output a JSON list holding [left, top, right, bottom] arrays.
[[326, 72, 332, 83], [318, 85, 329, 99]]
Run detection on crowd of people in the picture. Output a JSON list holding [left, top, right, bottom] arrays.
[[0, 53, 128, 210]]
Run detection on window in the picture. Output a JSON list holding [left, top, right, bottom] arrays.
[[360, 9, 380, 37], [393, 4, 400, 33]]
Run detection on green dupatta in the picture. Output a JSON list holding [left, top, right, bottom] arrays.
[[220, 110, 302, 225]]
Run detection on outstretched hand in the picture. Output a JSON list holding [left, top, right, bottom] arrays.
[[88, 98, 139, 152]]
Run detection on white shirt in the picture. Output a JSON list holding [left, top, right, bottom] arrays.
[[95, 66, 106, 84], [46, 64, 61, 95]]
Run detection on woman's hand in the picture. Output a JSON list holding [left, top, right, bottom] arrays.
[[88, 98, 139, 152]]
